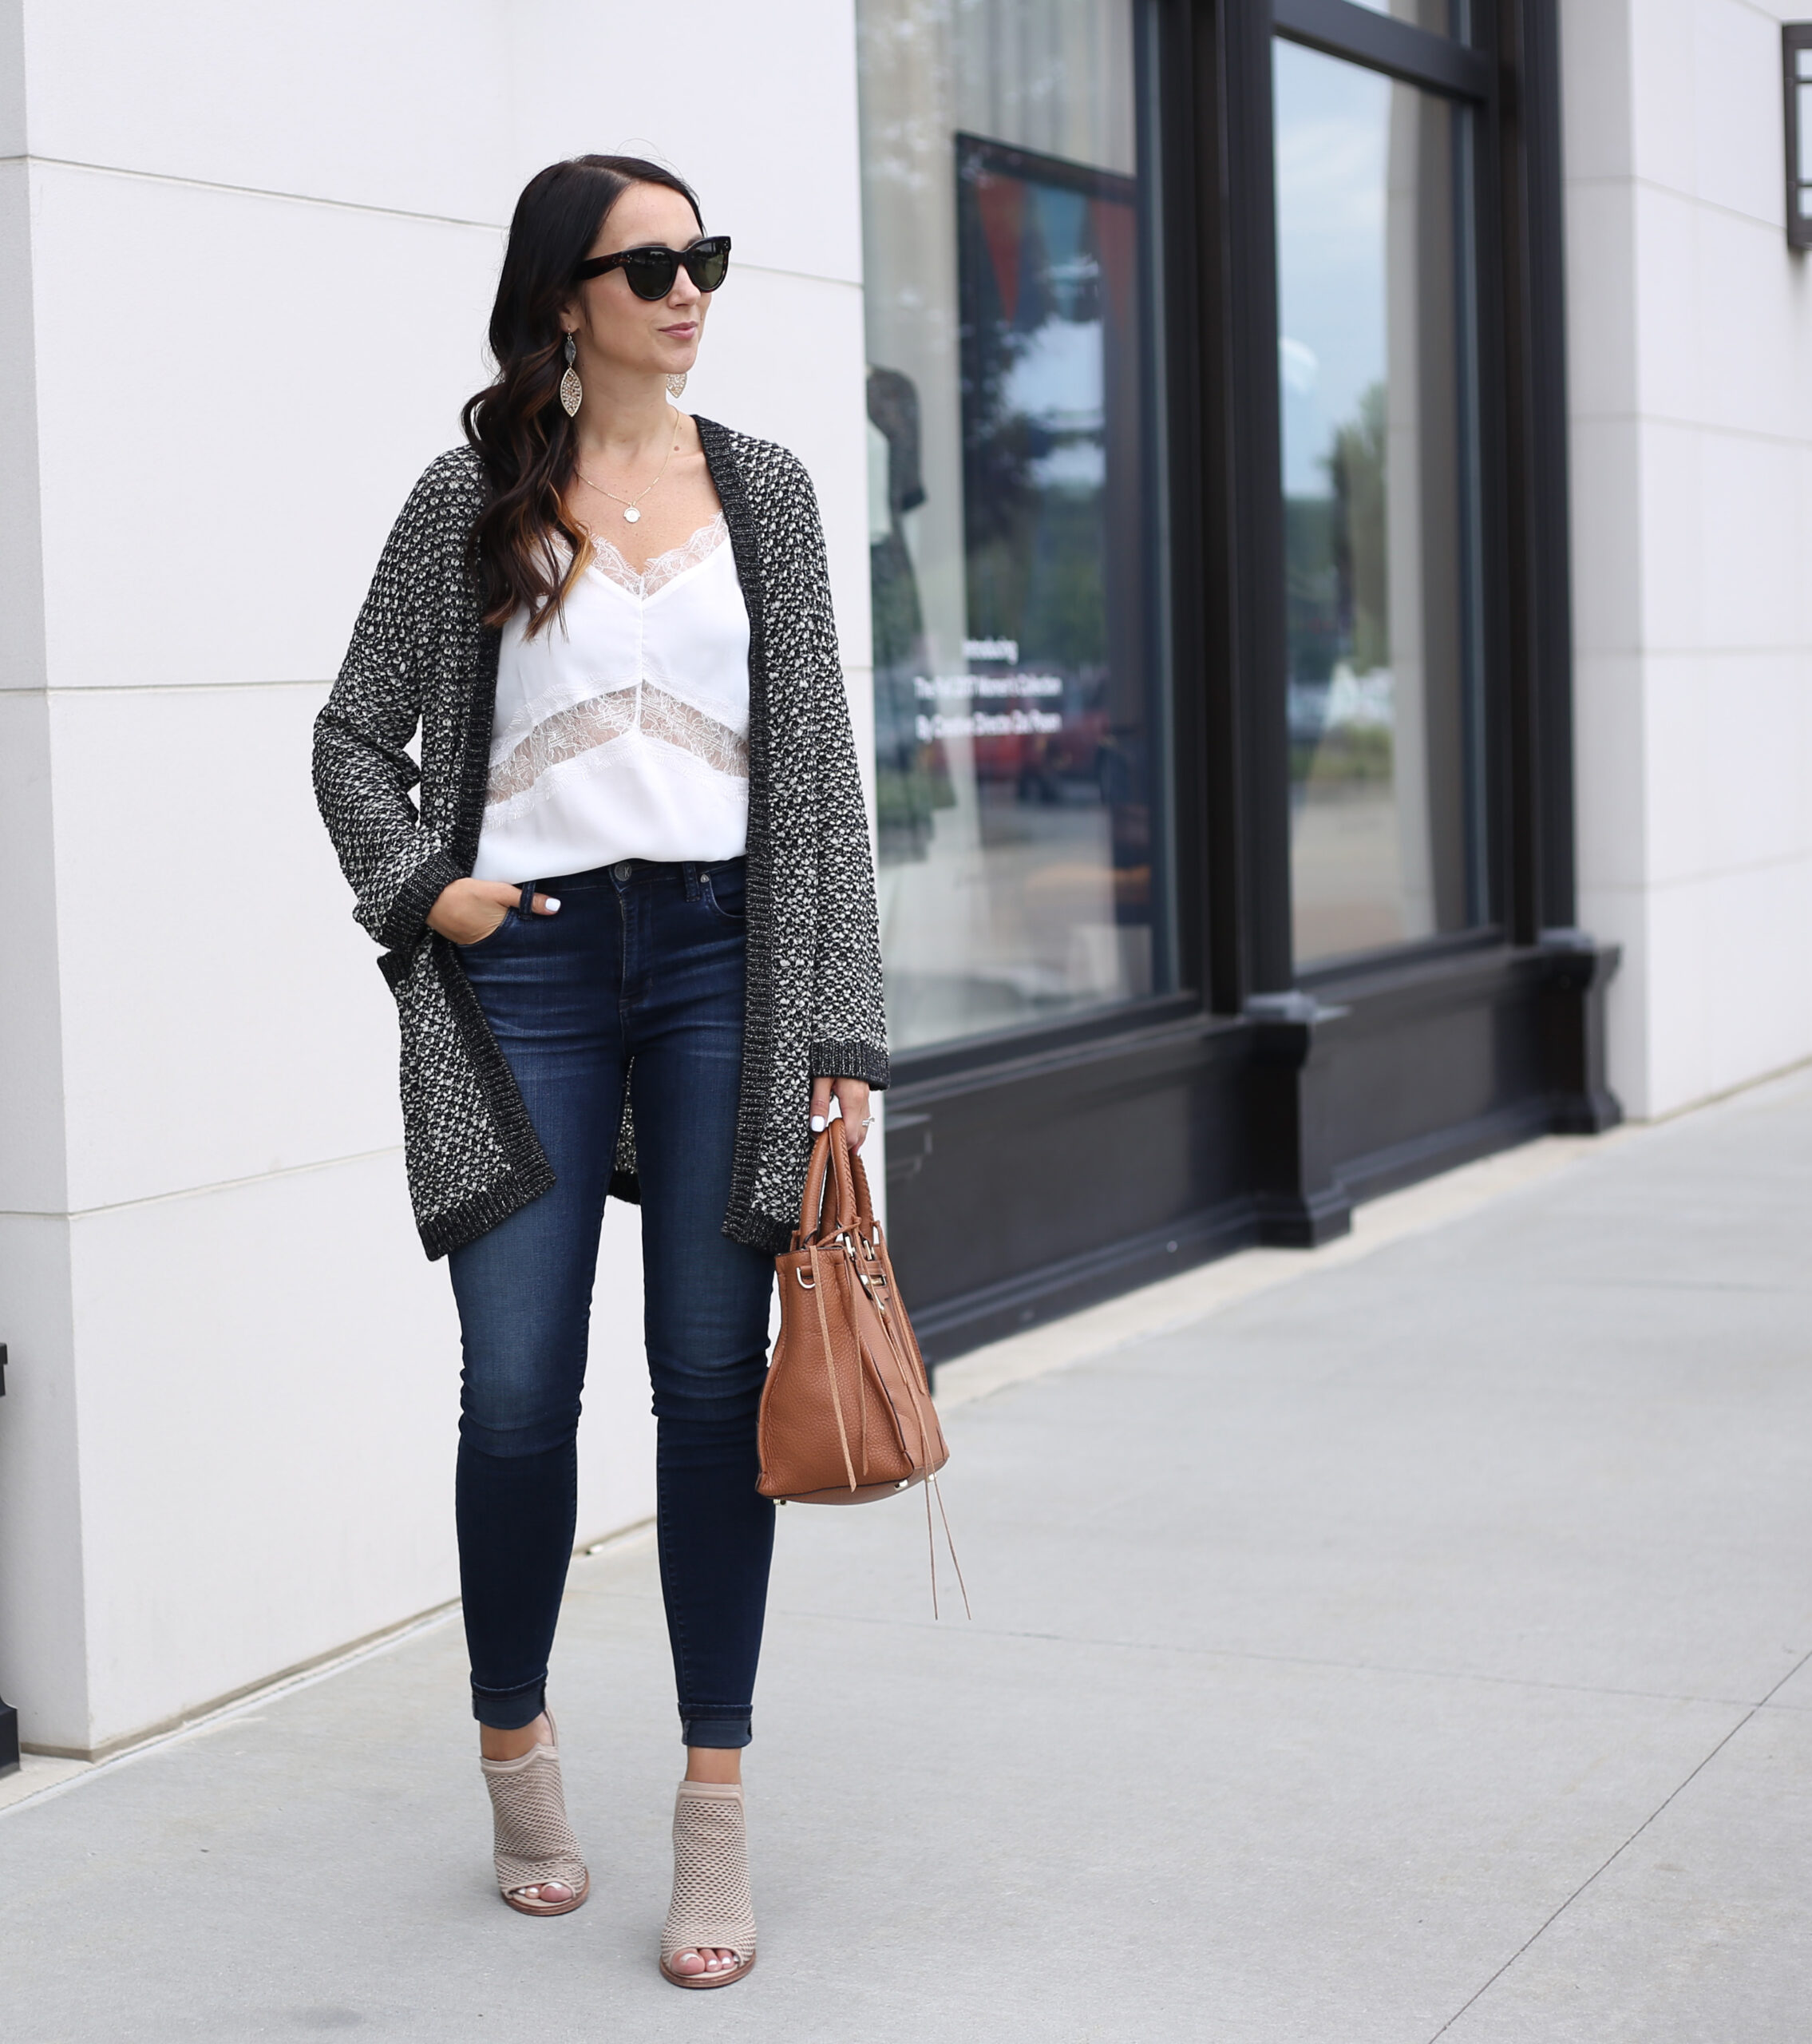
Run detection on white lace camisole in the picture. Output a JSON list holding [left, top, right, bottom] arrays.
[[471, 513, 750, 882]]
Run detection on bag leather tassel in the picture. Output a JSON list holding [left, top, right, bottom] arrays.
[[928, 1472, 970, 1622]]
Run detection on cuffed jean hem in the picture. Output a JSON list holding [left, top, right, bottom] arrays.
[[472, 1678, 548, 1731], [682, 1710, 754, 1749]]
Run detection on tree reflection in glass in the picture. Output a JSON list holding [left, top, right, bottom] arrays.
[[1275, 36, 1486, 965], [857, 0, 1171, 1052]]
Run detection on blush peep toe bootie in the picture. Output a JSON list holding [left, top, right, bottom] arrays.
[[479, 1714, 590, 1916], [659, 1779, 758, 1988]]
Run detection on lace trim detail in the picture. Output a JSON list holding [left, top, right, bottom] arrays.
[[642, 687, 750, 778], [487, 682, 748, 812], [584, 513, 728, 598]]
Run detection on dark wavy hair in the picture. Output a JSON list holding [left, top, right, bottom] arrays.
[[462, 155, 705, 633]]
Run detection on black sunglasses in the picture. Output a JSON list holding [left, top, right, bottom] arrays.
[[572, 236, 731, 300]]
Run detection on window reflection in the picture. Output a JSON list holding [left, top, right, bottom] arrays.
[[1275, 38, 1486, 965], [858, 0, 1171, 1053]]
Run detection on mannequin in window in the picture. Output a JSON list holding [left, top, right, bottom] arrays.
[[867, 365, 952, 865]]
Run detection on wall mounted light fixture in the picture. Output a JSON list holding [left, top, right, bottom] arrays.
[[1786, 25, 1812, 250]]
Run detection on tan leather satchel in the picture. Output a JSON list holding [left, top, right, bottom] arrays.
[[758, 1119, 951, 1507]]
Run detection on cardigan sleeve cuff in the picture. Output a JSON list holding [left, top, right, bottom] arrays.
[[808, 1040, 890, 1090], [377, 848, 464, 953]]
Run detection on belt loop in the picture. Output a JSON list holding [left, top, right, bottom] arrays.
[[683, 861, 701, 903], [517, 881, 536, 917]]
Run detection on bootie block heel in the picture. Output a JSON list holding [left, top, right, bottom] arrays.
[[659, 1780, 758, 1988], [479, 1715, 590, 1916]]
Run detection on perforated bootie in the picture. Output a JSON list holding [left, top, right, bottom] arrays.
[[659, 1779, 757, 1987], [479, 1715, 589, 1916]]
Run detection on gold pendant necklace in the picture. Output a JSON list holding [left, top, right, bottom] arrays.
[[576, 409, 682, 524]]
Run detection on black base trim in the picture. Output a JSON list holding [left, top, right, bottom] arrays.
[[915, 1197, 1260, 1367], [0, 1693, 19, 1777], [1252, 1182, 1353, 1250], [889, 940, 1623, 1368], [1335, 1096, 1553, 1207]]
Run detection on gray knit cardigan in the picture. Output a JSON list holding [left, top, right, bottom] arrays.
[[313, 420, 888, 1259]]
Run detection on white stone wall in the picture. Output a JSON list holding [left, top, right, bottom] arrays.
[[0, 0, 872, 1756], [1565, 0, 1812, 1118]]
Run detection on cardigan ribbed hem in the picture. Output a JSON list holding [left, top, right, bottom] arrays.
[[808, 1040, 890, 1089], [378, 848, 463, 953], [418, 1164, 556, 1262], [726, 1206, 794, 1256]]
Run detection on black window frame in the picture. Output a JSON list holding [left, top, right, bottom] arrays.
[[1154, 0, 1577, 1024], [871, 0, 1581, 1071], [864, 0, 1601, 1364], [884, 0, 1205, 1088], [1785, 22, 1812, 253]]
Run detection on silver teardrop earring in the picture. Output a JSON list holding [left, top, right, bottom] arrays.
[[560, 335, 583, 418], [666, 370, 688, 398]]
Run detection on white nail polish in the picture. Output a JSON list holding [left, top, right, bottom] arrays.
[[810, 1115, 826, 1132], [544, 897, 561, 912]]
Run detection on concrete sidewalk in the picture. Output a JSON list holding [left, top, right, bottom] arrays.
[[6, 1067, 1811, 2042]]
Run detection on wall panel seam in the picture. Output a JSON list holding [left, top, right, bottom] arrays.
[[9, 661, 877, 700], [1568, 167, 1804, 238], [1624, 172, 1803, 235], [0, 679, 334, 699], [2, 1146, 409, 1222], [1640, 850, 1812, 890], [1638, 644, 1812, 660], [1569, 411, 1812, 450], [0, 153, 866, 288], [0, 152, 500, 228]]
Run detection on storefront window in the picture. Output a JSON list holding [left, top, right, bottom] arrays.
[[1274, 37, 1486, 965], [857, 0, 1173, 1053]]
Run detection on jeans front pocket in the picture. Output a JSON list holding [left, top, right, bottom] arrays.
[[457, 907, 519, 950], [701, 864, 747, 924]]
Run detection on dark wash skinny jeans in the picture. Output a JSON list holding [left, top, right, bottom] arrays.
[[449, 856, 776, 1747]]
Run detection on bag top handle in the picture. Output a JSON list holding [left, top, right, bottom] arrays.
[[845, 1128, 879, 1239], [825, 1116, 863, 1238], [792, 1119, 861, 1248]]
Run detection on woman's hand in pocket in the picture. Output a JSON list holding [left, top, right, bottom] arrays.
[[426, 877, 561, 945]]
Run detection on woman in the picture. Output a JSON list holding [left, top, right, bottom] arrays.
[[313, 155, 888, 1989]]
